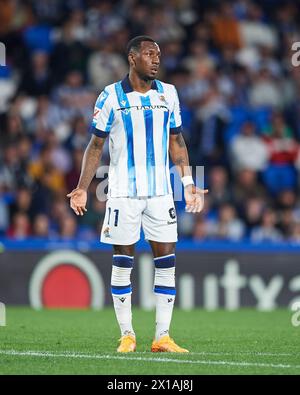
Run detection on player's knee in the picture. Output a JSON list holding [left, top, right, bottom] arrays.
[[113, 244, 135, 256], [150, 242, 175, 258]]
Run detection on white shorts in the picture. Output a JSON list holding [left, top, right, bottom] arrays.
[[100, 194, 178, 245]]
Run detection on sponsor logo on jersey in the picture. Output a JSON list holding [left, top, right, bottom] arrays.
[[117, 104, 169, 113]]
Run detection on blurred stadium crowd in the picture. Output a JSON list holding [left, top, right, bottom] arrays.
[[1, 0, 300, 243]]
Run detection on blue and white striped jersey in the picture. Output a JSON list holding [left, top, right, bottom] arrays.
[[91, 75, 182, 198]]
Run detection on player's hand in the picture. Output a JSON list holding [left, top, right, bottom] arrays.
[[184, 185, 209, 213], [67, 188, 87, 216]]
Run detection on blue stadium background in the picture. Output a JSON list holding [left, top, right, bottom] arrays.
[[1, 0, 300, 249], [0, 0, 300, 244]]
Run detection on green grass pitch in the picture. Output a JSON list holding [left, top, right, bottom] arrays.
[[0, 307, 299, 375]]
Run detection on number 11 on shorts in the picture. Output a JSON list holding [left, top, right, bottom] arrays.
[[108, 208, 119, 227]]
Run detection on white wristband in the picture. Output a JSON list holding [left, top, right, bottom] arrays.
[[181, 176, 194, 188]]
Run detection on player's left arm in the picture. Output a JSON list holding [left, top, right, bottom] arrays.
[[169, 132, 208, 213]]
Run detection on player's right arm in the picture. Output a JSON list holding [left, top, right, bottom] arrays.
[[67, 88, 113, 216], [67, 135, 106, 216]]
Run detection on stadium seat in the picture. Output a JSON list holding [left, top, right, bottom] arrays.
[[224, 106, 250, 144], [23, 25, 53, 53], [262, 164, 297, 196], [251, 107, 272, 132]]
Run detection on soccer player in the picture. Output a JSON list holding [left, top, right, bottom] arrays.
[[67, 36, 208, 353]]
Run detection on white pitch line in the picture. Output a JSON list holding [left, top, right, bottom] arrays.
[[134, 351, 300, 357], [0, 350, 299, 370], [190, 351, 300, 357]]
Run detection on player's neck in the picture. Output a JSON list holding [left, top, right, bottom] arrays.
[[129, 71, 153, 94]]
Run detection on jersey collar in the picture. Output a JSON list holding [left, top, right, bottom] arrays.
[[121, 75, 158, 93]]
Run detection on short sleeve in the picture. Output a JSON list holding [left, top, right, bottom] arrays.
[[170, 86, 183, 135], [90, 89, 114, 138]]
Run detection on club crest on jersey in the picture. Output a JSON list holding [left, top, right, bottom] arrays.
[[121, 100, 126, 107], [159, 95, 167, 104]]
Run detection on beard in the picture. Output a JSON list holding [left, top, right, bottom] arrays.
[[137, 69, 157, 82], [141, 74, 155, 81]]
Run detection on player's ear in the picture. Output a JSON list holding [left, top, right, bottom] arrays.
[[128, 52, 136, 67]]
